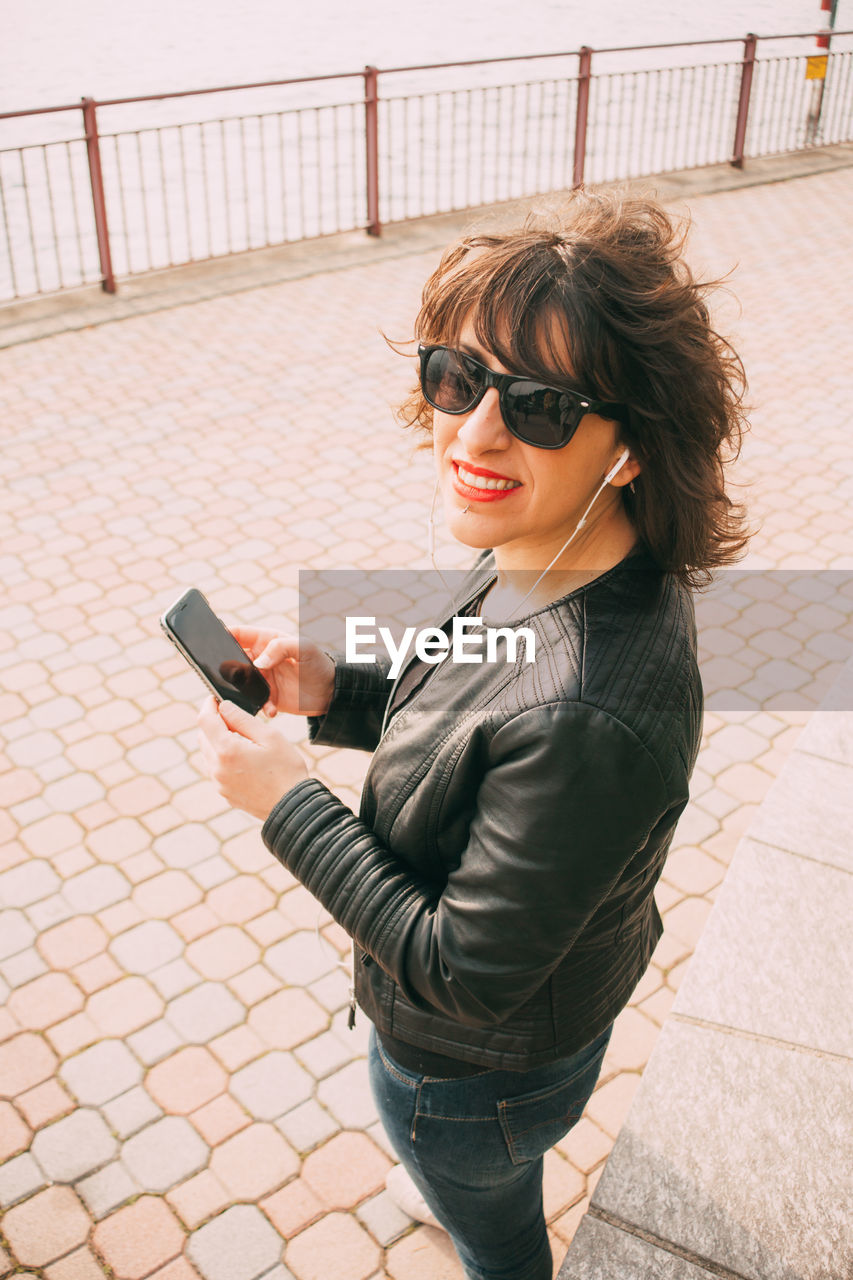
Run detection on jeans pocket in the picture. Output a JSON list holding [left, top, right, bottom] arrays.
[[496, 1031, 611, 1166]]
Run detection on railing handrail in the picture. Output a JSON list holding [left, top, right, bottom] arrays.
[[1, 30, 851, 122]]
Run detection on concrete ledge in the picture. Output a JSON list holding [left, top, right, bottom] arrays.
[[558, 658, 853, 1280], [2, 143, 852, 350]]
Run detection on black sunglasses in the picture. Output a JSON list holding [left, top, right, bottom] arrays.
[[418, 343, 626, 449]]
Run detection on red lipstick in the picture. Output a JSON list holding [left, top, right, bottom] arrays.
[[451, 460, 522, 503]]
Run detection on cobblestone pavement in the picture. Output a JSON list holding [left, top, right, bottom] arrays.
[[1, 166, 852, 1280]]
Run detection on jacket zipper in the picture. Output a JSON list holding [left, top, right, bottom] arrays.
[[348, 567, 495, 1031], [375, 572, 496, 745]]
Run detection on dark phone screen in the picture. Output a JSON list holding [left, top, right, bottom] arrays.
[[164, 589, 270, 715]]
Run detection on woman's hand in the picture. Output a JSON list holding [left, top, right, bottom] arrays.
[[228, 627, 335, 719], [197, 696, 309, 819]]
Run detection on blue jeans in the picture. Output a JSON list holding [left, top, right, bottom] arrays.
[[367, 1022, 613, 1280]]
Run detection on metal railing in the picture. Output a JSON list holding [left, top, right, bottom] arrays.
[[1, 31, 851, 304]]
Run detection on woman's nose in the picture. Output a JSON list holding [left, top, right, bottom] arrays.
[[455, 388, 513, 453]]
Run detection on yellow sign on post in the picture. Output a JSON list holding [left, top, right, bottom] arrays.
[[806, 55, 828, 80]]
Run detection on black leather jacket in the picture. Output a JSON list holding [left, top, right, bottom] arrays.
[[262, 545, 703, 1071]]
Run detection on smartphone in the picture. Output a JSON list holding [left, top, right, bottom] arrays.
[[160, 588, 271, 716]]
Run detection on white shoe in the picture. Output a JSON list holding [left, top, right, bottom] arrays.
[[385, 1164, 445, 1230]]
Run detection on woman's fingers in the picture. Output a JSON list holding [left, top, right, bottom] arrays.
[[228, 626, 280, 659], [254, 636, 302, 671]]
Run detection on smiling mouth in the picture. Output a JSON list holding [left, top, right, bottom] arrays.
[[453, 461, 522, 500]]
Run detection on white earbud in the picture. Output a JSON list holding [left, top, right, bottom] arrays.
[[603, 447, 631, 486]]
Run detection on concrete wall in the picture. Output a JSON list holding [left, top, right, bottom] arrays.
[[558, 660, 853, 1280]]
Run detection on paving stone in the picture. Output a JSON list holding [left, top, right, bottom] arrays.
[[60, 1039, 143, 1105], [0, 907, 36, 959], [16, 1078, 74, 1128], [8, 971, 86, 1031], [228, 962, 281, 1008], [44, 1247, 112, 1280], [43, 773, 105, 813], [189, 1092, 250, 1145], [153, 823, 221, 869], [260, 1179, 325, 1240], [166, 1168, 231, 1230], [127, 738, 187, 774], [187, 855, 235, 890], [206, 874, 275, 924], [73, 951, 124, 995], [127, 1017, 184, 1066], [294, 1029, 355, 1078], [355, 1189, 415, 1246], [330, 1008, 372, 1056], [285, 1212, 380, 1280], [210, 1122, 300, 1200], [555, 1116, 613, 1174], [186, 1204, 285, 1280], [87, 976, 164, 1038], [145, 1045, 227, 1113], [0, 1031, 58, 1097], [385, 1224, 465, 1279], [308, 969, 351, 1014], [230, 1051, 314, 1121], [542, 1147, 586, 1220], [63, 866, 131, 914], [108, 920, 184, 974], [265, 931, 339, 987], [209, 1024, 265, 1071], [121, 1115, 209, 1193], [185, 924, 260, 980], [148, 1260, 204, 1280], [133, 870, 204, 919], [0, 1098, 31, 1159], [93, 1196, 185, 1280], [590, 1019, 853, 1280], [88, 817, 151, 864], [27, 893, 76, 931], [584, 1071, 642, 1141], [77, 1160, 140, 1219], [366, 1120, 396, 1162], [301, 1131, 390, 1209], [0, 1151, 46, 1206], [248, 988, 329, 1052], [2, 1185, 90, 1266], [102, 1084, 163, 1138], [275, 1099, 339, 1154], [31, 1107, 118, 1182], [165, 980, 245, 1043], [38, 915, 108, 968], [0, 946, 49, 989], [316, 1060, 378, 1129], [0, 858, 60, 907], [149, 956, 204, 999]]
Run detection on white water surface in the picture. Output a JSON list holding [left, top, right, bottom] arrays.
[[3, 0, 839, 118]]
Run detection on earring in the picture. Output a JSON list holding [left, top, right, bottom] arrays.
[[629, 480, 636, 494]]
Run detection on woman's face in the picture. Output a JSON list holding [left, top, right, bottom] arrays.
[[432, 318, 634, 565]]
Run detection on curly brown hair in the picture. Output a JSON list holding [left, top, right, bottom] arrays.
[[395, 189, 750, 587]]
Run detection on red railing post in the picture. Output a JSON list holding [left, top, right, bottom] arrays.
[[731, 33, 757, 168], [81, 97, 116, 292], [364, 65, 381, 236], [573, 46, 593, 187]]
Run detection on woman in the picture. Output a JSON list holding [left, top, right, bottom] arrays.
[[198, 190, 748, 1280]]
